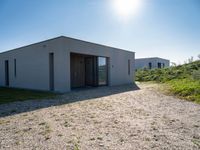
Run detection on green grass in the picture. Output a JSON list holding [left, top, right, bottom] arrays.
[[136, 60, 200, 103], [0, 87, 57, 105]]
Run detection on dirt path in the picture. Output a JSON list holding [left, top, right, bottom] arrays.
[[0, 83, 200, 150]]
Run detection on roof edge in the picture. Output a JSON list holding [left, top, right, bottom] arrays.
[[61, 36, 135, 54], [0, 36, 135, 54], [0, 36, 65, 54], [136, 57, 169, 60]]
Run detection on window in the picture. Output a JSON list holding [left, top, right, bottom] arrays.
[[98, 57, 108, 85], [128, 59, 130, 75], [14, 59, 17, 77], [149, 62, 152, 69], [158, 62, 161, 68]]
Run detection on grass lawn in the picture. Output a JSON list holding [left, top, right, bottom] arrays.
[[0, 87, 57, 105]]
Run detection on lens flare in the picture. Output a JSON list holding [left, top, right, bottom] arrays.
[[111, 0, 142, 20]]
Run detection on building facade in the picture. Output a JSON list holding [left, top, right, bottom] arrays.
[[0, 36, 135, 92], [135, 57, 170, 70]]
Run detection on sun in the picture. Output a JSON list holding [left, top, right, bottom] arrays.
[[111, 0, 142, 20]]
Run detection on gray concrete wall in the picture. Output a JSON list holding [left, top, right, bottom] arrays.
[[0, 37, 65, 91], [135, 57, 170, 70], [0, 36, 135, 92]]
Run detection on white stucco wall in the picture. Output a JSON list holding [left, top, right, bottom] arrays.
[[0, 36, 135, 92]]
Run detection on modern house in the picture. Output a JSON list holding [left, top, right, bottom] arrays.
[[0, 36, 135, 92], [135, 57, 170, 70]]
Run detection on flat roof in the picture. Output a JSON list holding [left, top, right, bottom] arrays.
[[0, 36, 135, 54], [135, 57, 169, 61]]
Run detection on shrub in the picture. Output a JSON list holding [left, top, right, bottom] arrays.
[[192, 69, 200, 80], [167, 79, 200, 103], [135, 60, 200, 103]]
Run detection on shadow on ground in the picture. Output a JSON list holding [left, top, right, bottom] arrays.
[[0, 83, 140, 118]]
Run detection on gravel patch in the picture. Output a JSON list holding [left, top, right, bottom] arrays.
[[0, 83, 200, 150]]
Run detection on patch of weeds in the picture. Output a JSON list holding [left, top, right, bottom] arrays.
[[44, 124, 51, 134], [57, 134, 63, 137], [23, 128, 32, 132], [15, 141, 20, 145], [52, 114, 57, 117], [63, 121, 70, 127], [120, 138, 124, 142], [192, 139, 200, 149], [39, 123, 52, 137], [22, 114, 28, 117], [94, 120, 101, 124], [90, 137, 95, 141], [55, 118, 60, 122], [67, 140, 73, 144], [193, 134, 200, 140], [14, 130, 21, 134], [97, 137, 103, 140], [28, 118, 34, 121], [145, 137, 151, 141], [130, 134, 137, 137], [0, 120, 10, 125], [114, 120, 119, 124], [45, 135, 51, 141], [153, 135, 159, 141], [74, 143, 80, 150], [193, 124, 199, 128], [151, 121, 156, 125], [39, 122, 46, 126], [152, 126, 157, 131], [170, 119, 176, 123]]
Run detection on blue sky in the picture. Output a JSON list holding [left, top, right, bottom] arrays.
[[0, 0, 199, 64]]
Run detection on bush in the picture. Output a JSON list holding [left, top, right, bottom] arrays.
[[192, 69, 200, 80], [168, 79, 200, 103], [135, 60, 200, 103]]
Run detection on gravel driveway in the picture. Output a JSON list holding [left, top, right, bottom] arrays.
[[0, 83, 200, 150]]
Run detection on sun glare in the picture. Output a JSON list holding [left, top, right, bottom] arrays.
[[111, 0, 142, 20]]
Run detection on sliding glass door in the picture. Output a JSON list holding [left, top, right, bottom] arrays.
[[98, 57, 108, 86]]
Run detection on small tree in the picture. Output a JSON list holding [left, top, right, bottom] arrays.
[[192, 69, 200, 80], [188, 56, 194, 63]]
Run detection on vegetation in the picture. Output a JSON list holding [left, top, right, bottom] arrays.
[[0, 87, 57, 105], [136, 60, 200, 103]]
